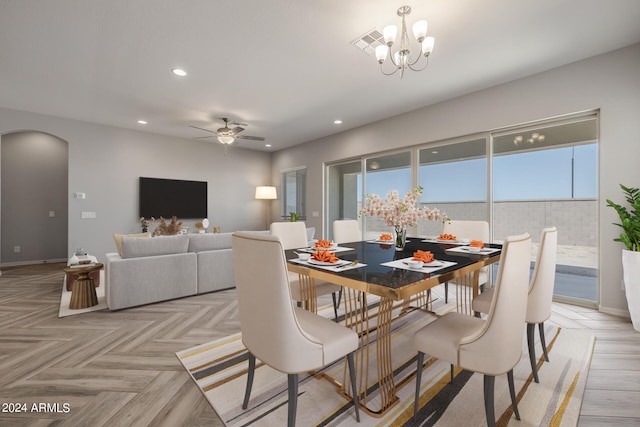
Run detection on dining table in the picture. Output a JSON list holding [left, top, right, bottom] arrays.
[[286, 236, 502, 416]]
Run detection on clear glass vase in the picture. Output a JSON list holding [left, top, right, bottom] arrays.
[[394, 226, 407, 251]]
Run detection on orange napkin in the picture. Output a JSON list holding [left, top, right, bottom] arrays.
[[315, 239, 333, 248], [312, 250, 340, 263], [470, 240, 485, 248], [379, 233, 393, 241], [438, 233, 457, 241], [413, 250, 434, 263]]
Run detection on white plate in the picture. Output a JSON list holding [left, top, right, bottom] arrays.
[[308, 258, 343, 266], [403, 260, 444, 268], [372, 239, 394, 244]]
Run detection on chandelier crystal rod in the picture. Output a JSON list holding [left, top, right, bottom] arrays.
[[375, 5, 435, 78]]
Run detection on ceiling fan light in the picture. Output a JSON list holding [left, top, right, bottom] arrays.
[[412, 20, 428, 42], [217, 135, 235, 144]]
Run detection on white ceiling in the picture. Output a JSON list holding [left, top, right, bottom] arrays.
[[1, 0, 639, 152]]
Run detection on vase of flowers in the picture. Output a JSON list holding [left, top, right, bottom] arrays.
[[140, 216, 154, 233], [360, 186, 448, 250]]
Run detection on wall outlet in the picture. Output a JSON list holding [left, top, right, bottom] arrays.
[[49, 210, 55, 218], [74, 192, 86, 199], [81, 211, 97, 219], [13, 246, 20, 253], [312, 211, 319, 217]]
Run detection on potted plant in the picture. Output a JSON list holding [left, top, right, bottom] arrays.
[[606, 184, 640, 331]]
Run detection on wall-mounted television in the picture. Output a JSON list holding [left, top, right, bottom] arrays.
[[139, 177, 207, 219]]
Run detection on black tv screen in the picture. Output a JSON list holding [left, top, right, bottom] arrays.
[[139, 177, 207, 219]]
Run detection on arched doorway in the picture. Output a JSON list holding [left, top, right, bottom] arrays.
[[1, 131, 68, 266]]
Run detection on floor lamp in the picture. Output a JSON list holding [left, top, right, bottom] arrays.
[[255, 186, 277, 230]]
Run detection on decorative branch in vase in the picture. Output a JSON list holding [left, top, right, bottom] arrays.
[[360, 186, 449, 250]]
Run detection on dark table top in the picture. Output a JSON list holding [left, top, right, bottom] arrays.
[[286, 238, 502, 301]]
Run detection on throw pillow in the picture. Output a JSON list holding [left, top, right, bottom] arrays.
[[113, 232, 150, 255]]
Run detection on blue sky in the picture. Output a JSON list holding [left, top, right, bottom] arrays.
[[361, 144, 597, 202]]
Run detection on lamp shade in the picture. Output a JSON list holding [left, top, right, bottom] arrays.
[[255, 186, 277, 200]]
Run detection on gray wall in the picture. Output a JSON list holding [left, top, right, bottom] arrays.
[[1, 131, 68, 263], [0, 110, 272, 265], [271, 43, 640, 318]]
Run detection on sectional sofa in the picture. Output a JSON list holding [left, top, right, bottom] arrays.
[[105, 232, 257, 310], [104, 227, 315, 310]]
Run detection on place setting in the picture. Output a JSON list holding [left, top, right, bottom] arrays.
[[298, 239, 354, 253], [290, 249, 366, 272], [381, 249, 456, 273], [446, 239, 500, 255], [422, 233, 469, 245]]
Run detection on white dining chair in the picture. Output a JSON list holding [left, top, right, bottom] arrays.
[[473, 226, 558, 383], [441, 220, 490, 303], [333, 219, 362, 244], [232, 231, 360, 427], [270, 221, 342, 320], [413, 233, 531, 426]]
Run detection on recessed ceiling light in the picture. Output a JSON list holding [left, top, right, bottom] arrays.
[[137, 120, 148, 125], [334, 119, 343, 124], [265, 144, 272, 148], [172, 68, 187, 77]]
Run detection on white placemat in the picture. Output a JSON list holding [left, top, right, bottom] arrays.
[[381, 257, 456, 273], [297, 246, 354, 253], [290, 258, 366, 272], [446, 246, 500, 255], [422, 239, 468, 245]]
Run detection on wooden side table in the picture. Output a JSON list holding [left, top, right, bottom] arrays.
[[64, 263, 103, 309]]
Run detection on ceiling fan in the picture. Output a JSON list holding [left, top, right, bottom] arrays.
[[190, 118, 265, 144]]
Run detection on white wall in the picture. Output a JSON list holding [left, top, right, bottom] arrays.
[[0, 108, 272, 264], [272, 43, 640, 317]]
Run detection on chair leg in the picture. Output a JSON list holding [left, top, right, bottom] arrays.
[[450, 364, 454, 383], [507, 369, 520, 420], [483, 375, 496, 427], [414, 352, 425, 419], [444, 282, 449, 304], [527, 323, 540, 383], [287, 373, 298, 427], [539, 322, 550, 362], [331, 292, 339, 321], [242, 352, 256, 410], [346, 352, 360, 422]]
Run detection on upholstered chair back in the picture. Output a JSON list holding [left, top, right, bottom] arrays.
[[232, 232, 326, 373], [270, 221, 309, 250], [526, 227, 558, 324], [333, 220, 361, 244], [443, 220, 490, 242], [459, 233, 531, 375]]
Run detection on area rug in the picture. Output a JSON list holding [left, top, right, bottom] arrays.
[[58, 270, 107, 317], [177, 302, 595, 427]]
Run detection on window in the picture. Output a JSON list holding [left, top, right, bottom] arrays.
[[281, 167, 306, 219]]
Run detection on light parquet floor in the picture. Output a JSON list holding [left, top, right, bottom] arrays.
[[0, 263, 638, 426]]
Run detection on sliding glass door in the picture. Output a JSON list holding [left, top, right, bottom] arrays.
[[418, 138, 487, 237], [492, 116, 598, 304], [326, 160, 362, 241]]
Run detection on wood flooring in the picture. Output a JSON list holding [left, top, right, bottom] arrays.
[[0, 263, 638, 426]]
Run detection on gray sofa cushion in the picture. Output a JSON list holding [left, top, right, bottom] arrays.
[[188, 232, 233, 252], [121, 234, 189, 258]]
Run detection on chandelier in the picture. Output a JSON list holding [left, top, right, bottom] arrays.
[[375, 5, 435, 78]]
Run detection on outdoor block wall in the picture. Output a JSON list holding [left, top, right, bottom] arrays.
[[368, 199, 597, 247]]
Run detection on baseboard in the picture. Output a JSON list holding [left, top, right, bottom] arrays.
[[598, 305, 631, 320], [0, 258, 67, 268]]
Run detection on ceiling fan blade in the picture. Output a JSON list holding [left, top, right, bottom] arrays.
[[229, 126, 245, 135], [231, 120, 249, 127], [189, 125, 216, 134], [236, 135, 265, 141]]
